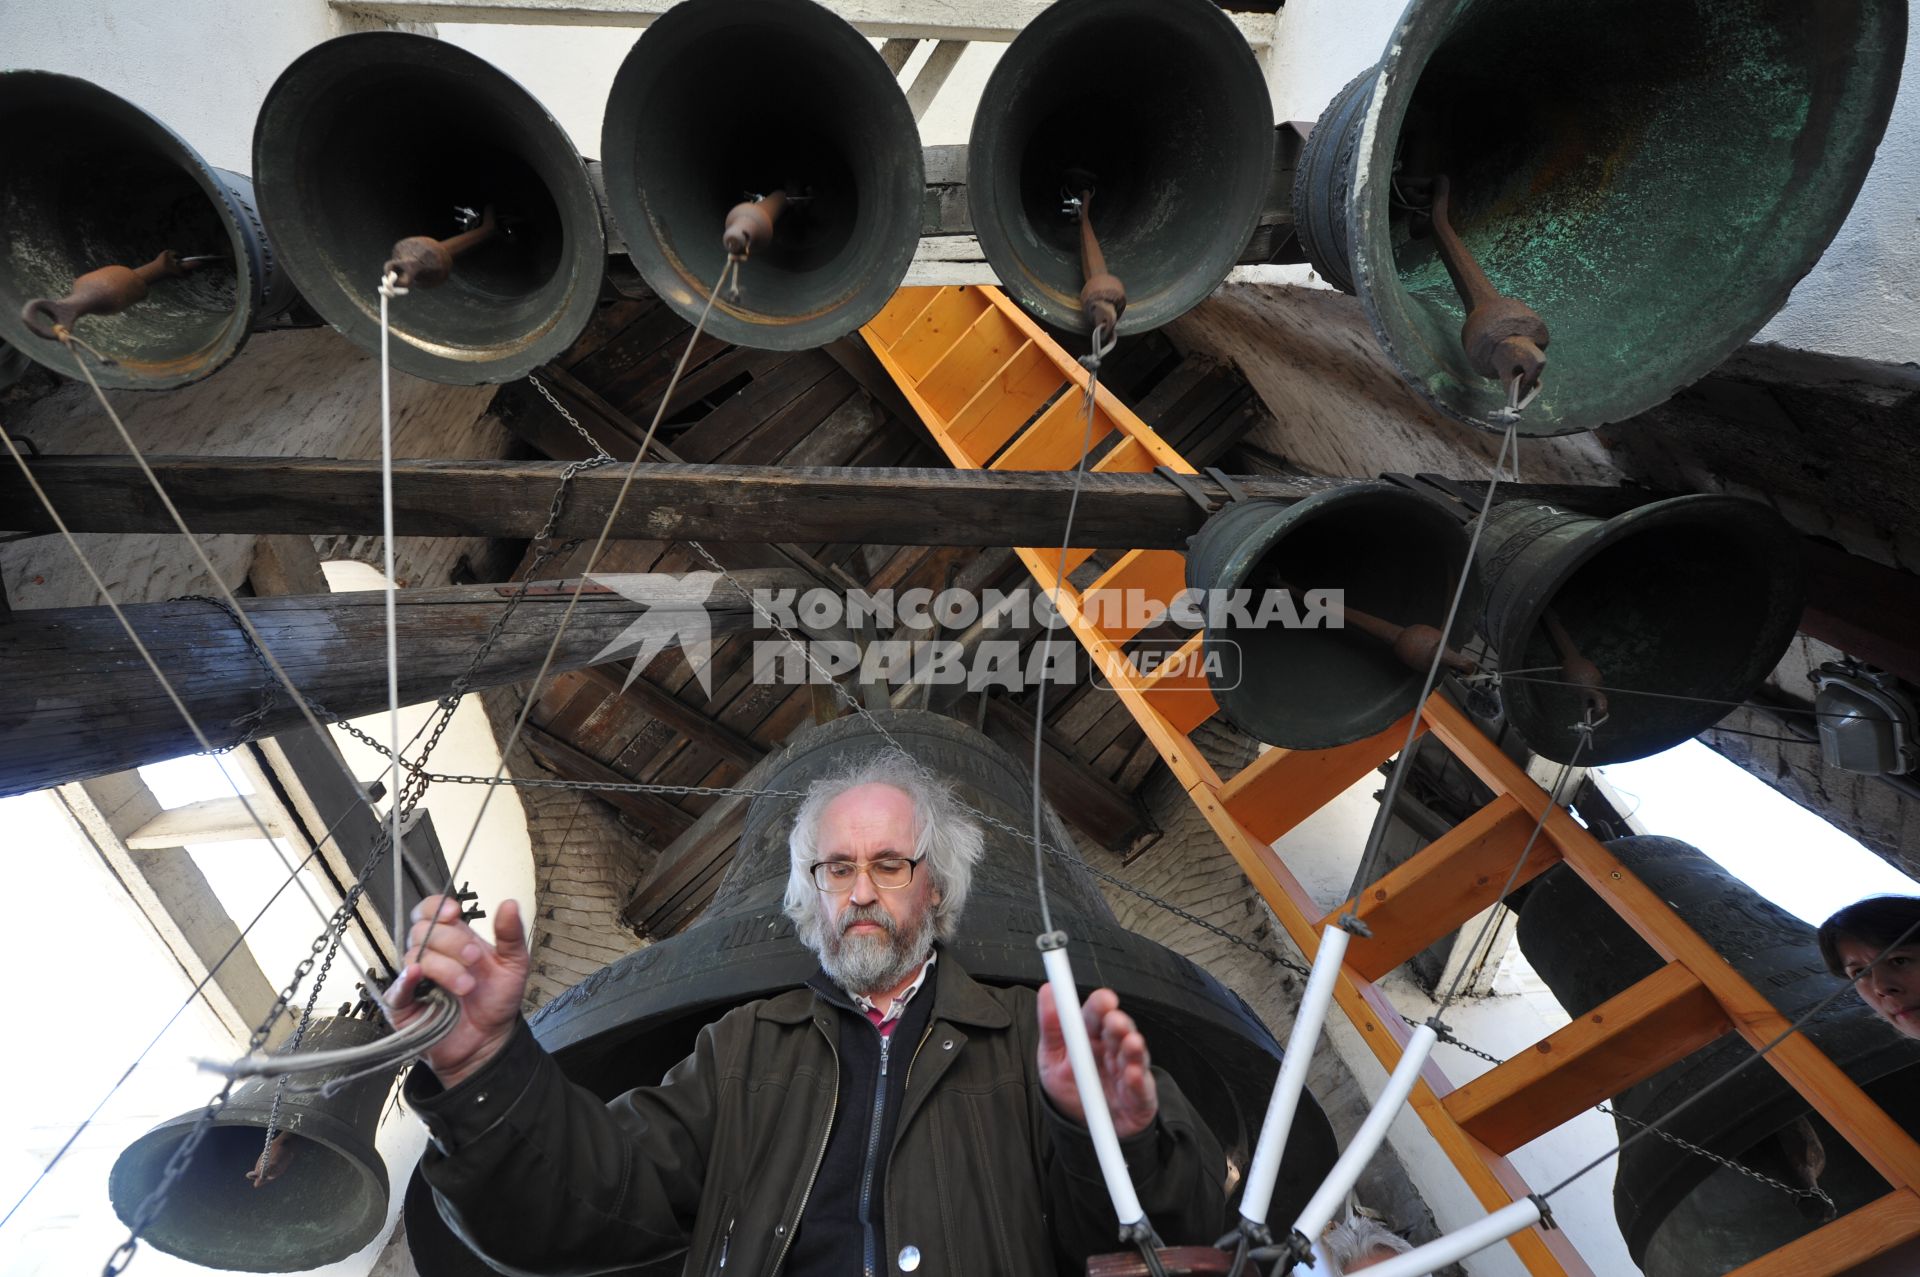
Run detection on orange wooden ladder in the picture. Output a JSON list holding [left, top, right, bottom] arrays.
[[862, 284, 1920, 1276]]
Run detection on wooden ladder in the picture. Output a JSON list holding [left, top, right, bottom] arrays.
[[862, 284, 1920, 1276]]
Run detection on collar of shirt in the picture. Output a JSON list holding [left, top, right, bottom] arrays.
[[853, 950, 937, 1028]]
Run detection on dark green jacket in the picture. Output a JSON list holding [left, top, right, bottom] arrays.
[[411, 956, 1226, 1276]]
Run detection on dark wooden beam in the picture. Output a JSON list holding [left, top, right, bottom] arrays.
[[0, 455, 1653, 548], [0, 574, 783, 798], [978, 695, 1159, 857], [1800, 541, 1920, 688], [621, 745, 789, 935], [521, 724, 694, 842], [575, 661, 766, 771]]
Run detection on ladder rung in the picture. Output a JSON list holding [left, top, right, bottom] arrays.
[[1139, 632, 1219, 734], [1092, 435, 1159, 474], [1217, 712, 1422, 845], [892, 286, 989, 380], [918, 304, 1026, 419], [1332, 794, 1553, 981], [1724, 1190, 1920, 1277], [1443, 963, 1731, 1153], [949, 343, 1064, 464], [993, 390, 1113, 471], [1084, 549, 1187, 646], [865, 288, 941, 349]]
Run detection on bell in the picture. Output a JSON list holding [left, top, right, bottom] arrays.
[[968, 0, 1273, 336], [599, 0, 924, 351], [403, 709, 1339, 1275], [252, 32, 606, 385], [1291, 0, 1907, 435], [108, 1014, 398, 1272], [1184, 483, 1481, 751], [1516, 837, 1920, 1276], [1473, 495, 1805, 765], [0, 72, 300, 390]]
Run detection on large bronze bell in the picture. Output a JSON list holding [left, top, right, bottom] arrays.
[[600, 0, 923, 351], [1473, 495, 1805, 765], [1291, 0, 1907, 435], [0, 72, 300, 390], [1184, 484, 1480, 750], [403, 710, 1337, 1276], [108, 1014, 398, 1272], [967, 0, 1273, 335], [253, 32, 606, 384], [1516, 837, 1920, 1276]]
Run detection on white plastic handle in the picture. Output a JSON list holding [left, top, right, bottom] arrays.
[[1345, 1198, 1544, 1277], [1291, 1022, 1440, 1244], [1041, 942, 1146, 1228], [1240, 924, 1349, 1228]]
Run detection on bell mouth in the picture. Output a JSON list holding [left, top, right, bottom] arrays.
[[109, 1118, 389, 1272], [602, 0, 923, 351], [0, 72, 256, 389], [968, 0, 1272, 335], [1186, 484, 1479, 751], [1354, 0, 1906, 435], [254, 32, 605, 384], [1489, 495, 1805, 765]]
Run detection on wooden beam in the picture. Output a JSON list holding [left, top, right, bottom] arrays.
[[979, 694, 1158, 856], [1724, 1189, 1920, 1277], [124, 795, 285, 849], [1218, 713, 1421, 845], [0, 574, 779, 798], [575, 662, 765, 770], [522, 724, 694, 842], [1799, 540, 1920, 687], [0, 455, 1652, 547], [329, 0, 1276, 48], [1442, 963, 1732, 1154], [1329, 794, 1557, 981], [622, 745, 788, 934]]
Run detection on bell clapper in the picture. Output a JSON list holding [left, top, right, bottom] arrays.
[[1541, 605, 1608, 722], [245, 1131, 296, 1189], [721, 189, 792, 301], [20, 249, 210, 341], [1268, 575, 1478, 676], [1428, 174, 1549, 408], [1069, 180, 1127, 342], [383, 203, 499, 291]]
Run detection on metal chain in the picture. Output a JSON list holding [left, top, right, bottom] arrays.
[[1428, 1024, 1836, 1208]]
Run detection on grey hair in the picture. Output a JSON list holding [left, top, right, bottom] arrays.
[[782, 749, 985, 953], [1322, 1214, 1413, 1274]]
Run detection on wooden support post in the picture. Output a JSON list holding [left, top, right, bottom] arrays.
[[1442, 963, 1732, 1153]]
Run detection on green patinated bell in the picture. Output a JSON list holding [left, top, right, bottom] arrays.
[[0, 72, 298, 390], [1294, 0, 1907, 436]]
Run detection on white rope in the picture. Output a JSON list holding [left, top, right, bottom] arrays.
[[377, 269, 410, 960]]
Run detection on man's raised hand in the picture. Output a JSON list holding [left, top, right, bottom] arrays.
[[385, 895, 530, 1088], [1036, 985, 1159, 1140]]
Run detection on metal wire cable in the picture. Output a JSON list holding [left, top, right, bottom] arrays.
[[1343, 421, 1520, 920]]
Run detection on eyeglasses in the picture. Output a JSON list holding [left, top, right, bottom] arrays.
[[810, 857, 922, 893]]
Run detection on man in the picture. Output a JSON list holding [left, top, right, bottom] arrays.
[[390, 750, 1224, 1275]]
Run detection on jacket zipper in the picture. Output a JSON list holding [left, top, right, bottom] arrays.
[[858, 1029, 893, 1277], [771, 1027, 839, 1276], [715, 1216, 733, 1271]]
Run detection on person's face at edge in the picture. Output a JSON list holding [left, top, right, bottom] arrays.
[[1836, 935, 1920, 1039]]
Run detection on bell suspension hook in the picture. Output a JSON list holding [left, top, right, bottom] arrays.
[[1428, 175, 1549, 411], [384, 204, 498, 291], [21, 249, 216, 345]]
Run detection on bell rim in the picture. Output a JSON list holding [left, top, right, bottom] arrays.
[[1486, 494, 1807, 764], [251, 30, 608, 385], [599, 0, 925, 352], [1349, 0, 1909, 437], [0, 70, 264, 391], [965, 0, 1273, 336]]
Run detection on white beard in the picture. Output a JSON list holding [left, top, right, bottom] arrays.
[[819, 901, 935, 996]]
